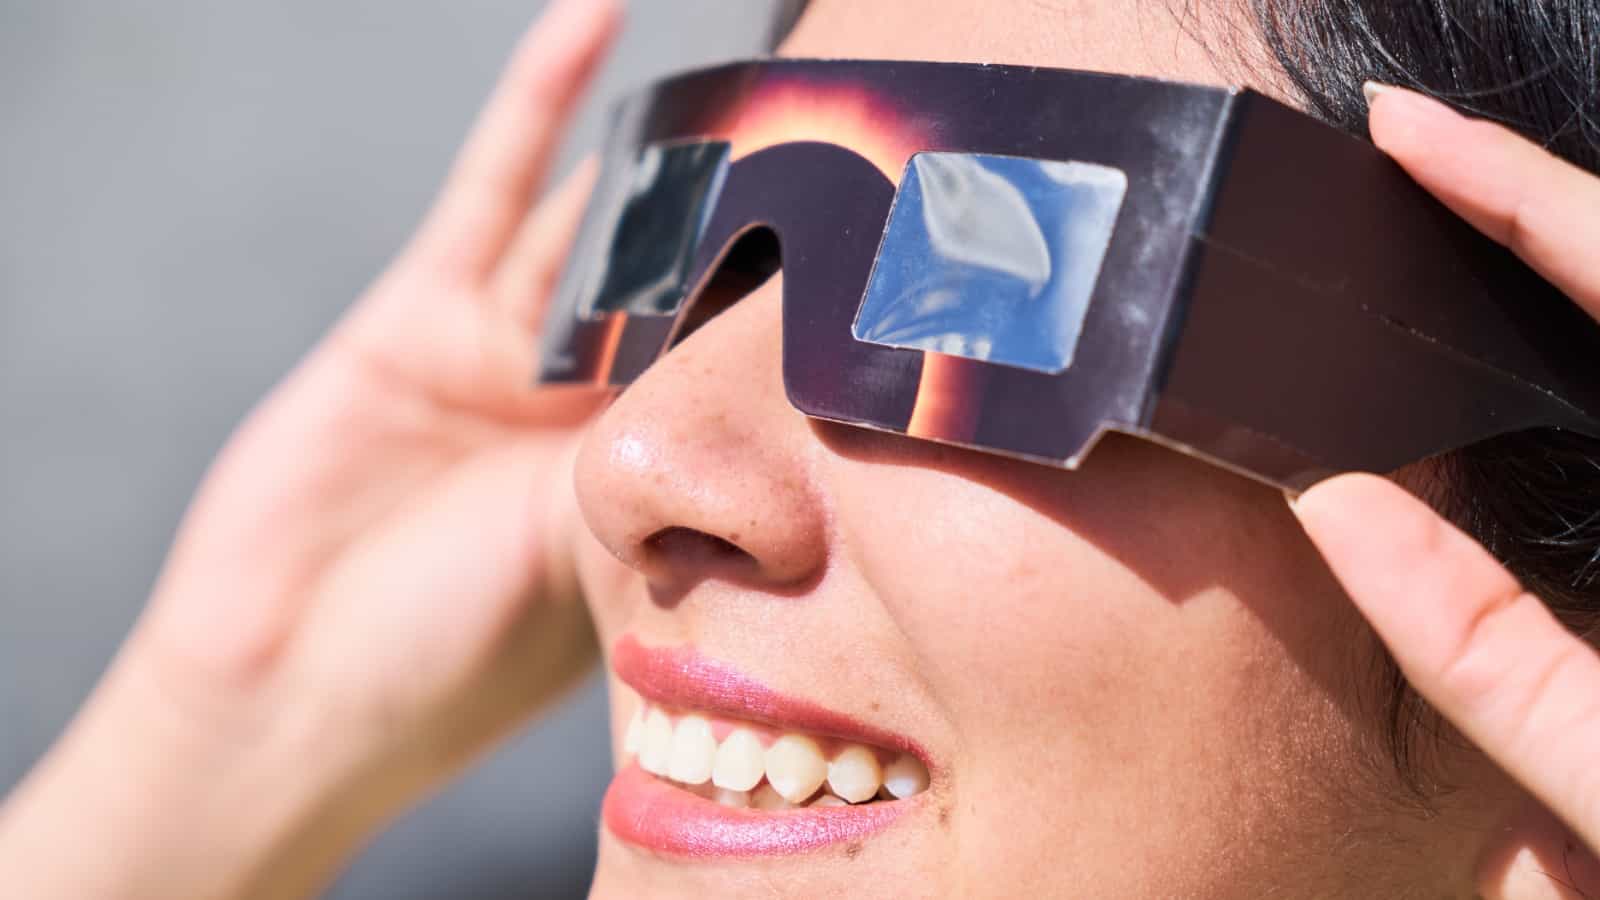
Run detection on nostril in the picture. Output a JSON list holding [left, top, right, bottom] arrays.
[[643, 526, 755, 569]]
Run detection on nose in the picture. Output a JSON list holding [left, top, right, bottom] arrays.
[[572, 274, 830, 594]]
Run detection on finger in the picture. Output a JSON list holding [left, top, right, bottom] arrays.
[[1365, 83, 1600, 321], [490, 156, 600, 333], [1292, 473, 1600, 846], [411, 0, 622, 281]]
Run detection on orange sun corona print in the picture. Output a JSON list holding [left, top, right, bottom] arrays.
[[710, 79, 963, 436], [711, 79, 931, 185]]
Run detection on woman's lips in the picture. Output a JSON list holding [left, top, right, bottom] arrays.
[[603, 636, 930, 857], [610, 636, 928, 758], [604, 764, 906, 857]]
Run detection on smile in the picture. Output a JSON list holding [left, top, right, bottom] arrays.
[[624, 703, 930, 807], [602, 636, 933, 857]]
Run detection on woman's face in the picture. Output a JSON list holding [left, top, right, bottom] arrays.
[[573, 1, 1481, 896]]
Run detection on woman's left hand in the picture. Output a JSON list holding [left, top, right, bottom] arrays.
[[0, 2, 621, 896], [1292, 83, 1600, 894]]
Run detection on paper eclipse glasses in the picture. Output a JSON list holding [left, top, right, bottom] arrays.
[[538, 59, 1600, 490]]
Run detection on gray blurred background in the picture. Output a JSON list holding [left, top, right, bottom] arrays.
[[0, 2, 801, 896]]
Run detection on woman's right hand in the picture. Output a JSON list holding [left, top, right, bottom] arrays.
[[1291, 84, 1600, 897], [0, 1, 621, 896]]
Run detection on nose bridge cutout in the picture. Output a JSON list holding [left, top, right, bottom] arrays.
[[573, 219, 833, 599], [672, 226, 783, 349]]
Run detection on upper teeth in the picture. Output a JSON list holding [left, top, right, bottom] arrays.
[[827, 744, 883, 803], [623, 702, 929, 808], [639, 709, 674, 777], [712, 728, 765, 791], [667, 715, 717, 785], [764, 734, 828, 803]]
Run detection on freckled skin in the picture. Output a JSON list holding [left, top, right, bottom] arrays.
[[574, 1, 1510, 897]]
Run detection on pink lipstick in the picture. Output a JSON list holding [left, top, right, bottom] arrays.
[[602, 636, 929, 857]]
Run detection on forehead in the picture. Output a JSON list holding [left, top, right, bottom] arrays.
[[781, 0, 1255, 93]]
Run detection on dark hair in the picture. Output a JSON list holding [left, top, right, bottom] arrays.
[[1244, 0, 1600, 796]]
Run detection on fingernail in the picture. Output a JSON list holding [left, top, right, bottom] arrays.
[[1366, 83, 1465, 127], [1362, 82, 1469, 156]]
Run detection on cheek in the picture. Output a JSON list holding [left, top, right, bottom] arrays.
[[832, 438, 1311, 730], [834, 449, 1270, 759], [830, 438, 1381, 893]]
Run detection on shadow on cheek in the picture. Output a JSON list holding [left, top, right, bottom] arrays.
[[811, 421, 1286, 598], [810, 417, 1373, 715]]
